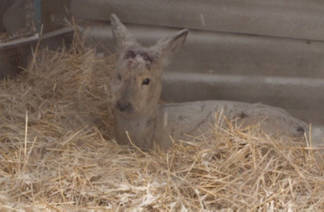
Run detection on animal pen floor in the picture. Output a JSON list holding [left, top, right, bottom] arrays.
[[1, 38, 324, 211]]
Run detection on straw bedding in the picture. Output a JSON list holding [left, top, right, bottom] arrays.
[[0, 38, 324, 211]]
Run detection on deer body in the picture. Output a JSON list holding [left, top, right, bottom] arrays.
[[114, 100, 307, 149], [110, 14, 307, 150]]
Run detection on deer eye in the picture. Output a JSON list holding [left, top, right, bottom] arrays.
[[117, 74, 122, 81], [142, 78, 150, 85], [125, 50, 136, 59]]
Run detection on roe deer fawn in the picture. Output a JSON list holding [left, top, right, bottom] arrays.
[[110, 14, 307, 150]]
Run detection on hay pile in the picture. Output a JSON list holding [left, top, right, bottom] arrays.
[[0, 38, 324, 211]]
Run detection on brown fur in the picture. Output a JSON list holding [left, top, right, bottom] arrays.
[[110, 14, 307, 150]]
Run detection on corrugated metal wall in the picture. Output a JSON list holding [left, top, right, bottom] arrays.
[[71, 0, 324, 127], [2, 0, 321, 128], [72, 0, 324, 41]]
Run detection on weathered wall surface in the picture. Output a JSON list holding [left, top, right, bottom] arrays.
[[71, 0, 324, 41], [5, 0, 320, 125], [80, 25, 324, 125]]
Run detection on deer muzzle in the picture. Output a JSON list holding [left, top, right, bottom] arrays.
[[116, 100, 133, 112]]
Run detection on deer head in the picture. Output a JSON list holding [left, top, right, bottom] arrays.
[[110, 14, 188, 117]]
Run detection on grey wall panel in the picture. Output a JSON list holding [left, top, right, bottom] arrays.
[[71, 0, 324, 41], [81, 25, 324, 124], [82, 25, 324, 78], [162, 73, 324, 124], [170, 31, 324, 78]]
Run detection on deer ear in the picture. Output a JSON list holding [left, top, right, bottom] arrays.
[[155, 29, 189, 57], [110, 14, 137, 49]]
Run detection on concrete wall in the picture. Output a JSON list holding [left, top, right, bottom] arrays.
[[75, 1, 324, 125]]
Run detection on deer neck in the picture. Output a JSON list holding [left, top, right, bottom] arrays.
[[113, 107, 160, 149]]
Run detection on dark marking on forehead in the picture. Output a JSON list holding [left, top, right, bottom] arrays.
[[124, 49, 153, 64], [124, 50, 136, 59], [138, 51, 153, 63]]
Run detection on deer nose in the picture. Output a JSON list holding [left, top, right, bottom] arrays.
[[296, 126, 305, 135], [116, 101, 132, 112]]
